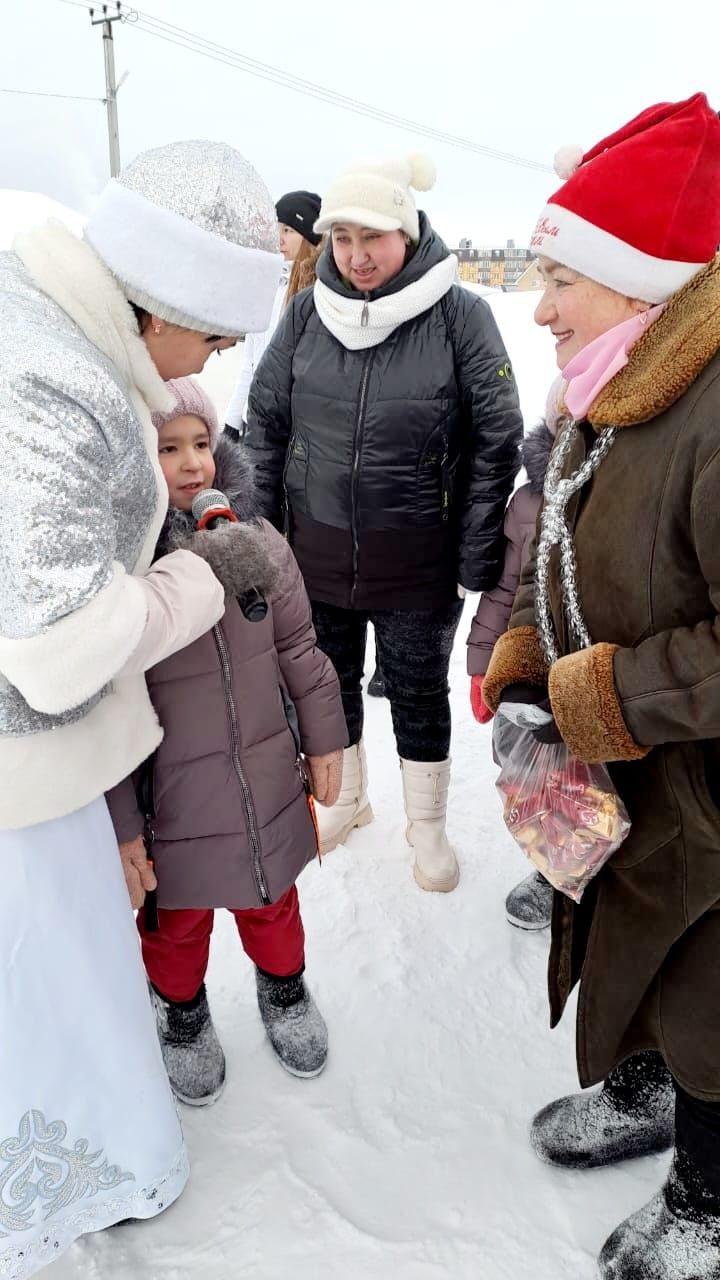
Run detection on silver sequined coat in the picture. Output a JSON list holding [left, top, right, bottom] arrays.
[[0, 221, 175, 830]]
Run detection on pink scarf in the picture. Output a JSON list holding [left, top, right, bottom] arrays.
[[563, 304, 665, 420]]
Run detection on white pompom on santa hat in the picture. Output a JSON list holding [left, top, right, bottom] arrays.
[[530, 92, 720, 303], [314, 153, 437, 242], [553, 144, 584, 181]]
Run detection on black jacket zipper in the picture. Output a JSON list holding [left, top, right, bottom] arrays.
[[440, 435, 450, 523], [350, 351, 374, 605], [212, 622, 271, 907], [281, 427, 299, 539]]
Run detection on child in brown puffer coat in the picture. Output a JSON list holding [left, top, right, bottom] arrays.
[[466, 377, 565, 931], [106, 377, 348, 1104]]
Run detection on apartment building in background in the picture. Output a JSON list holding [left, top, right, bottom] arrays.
[[454, 238, 535, 290]]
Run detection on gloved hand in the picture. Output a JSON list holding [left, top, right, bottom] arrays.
[[307, 749, 344, 806], [470, 674, 494, 724], [500, 683, 564, 745]]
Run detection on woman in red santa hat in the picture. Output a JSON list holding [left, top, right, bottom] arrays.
[[482, 92, 720, 1277]]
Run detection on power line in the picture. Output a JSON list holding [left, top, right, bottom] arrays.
[[131, 10, 553, 173], [59, 0, 553, 175], [0, 85, 102, 103]]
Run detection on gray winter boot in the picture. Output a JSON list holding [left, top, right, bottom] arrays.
[[505, 870, 554, 930], [151, 983, 226, 1107], [531, 1051, 675, 1169], [598, 1151, 720, 1278], [255, 968, 328, 1078]]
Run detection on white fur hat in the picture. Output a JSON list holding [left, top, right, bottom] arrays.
[[85, 140, 281, 338], [314, 153, 437, 242]]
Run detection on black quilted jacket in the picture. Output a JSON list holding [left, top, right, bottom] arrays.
[[244, 215, 522, 610]]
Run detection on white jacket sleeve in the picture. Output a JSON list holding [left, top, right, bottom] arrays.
[[116, 550, 225, 678], [0, 552, 225, 717], [225, 334, 257, 430]]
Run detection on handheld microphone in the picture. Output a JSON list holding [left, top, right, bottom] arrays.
[[191, 488, 268, 622], [191, 488, 239, 531]]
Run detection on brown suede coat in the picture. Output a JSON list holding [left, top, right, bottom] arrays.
[[484, 257, 720, 1100]]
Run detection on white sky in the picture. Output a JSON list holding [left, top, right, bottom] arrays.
[[2, 0, 718, 249]]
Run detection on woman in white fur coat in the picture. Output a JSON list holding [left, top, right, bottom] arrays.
[[0, 141, 280, 1277]]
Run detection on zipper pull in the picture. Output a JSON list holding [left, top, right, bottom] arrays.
[[361, 295, 369, 327]]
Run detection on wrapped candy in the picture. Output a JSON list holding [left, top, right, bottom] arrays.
[[492, 703, 630, 903]]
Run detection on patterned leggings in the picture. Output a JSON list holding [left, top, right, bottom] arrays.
[[311, 599, 464, 762]]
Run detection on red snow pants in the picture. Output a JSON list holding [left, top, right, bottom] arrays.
[[137, 884, 305, 1003]]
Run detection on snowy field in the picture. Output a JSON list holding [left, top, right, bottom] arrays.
[[2, 193, 668, 1278]]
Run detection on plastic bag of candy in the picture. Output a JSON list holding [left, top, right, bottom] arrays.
[[492, 699, 631, 902]]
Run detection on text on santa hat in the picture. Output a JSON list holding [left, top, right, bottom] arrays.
[[530, 216, 560, 249]]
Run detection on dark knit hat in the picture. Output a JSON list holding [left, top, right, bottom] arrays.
[[275, 190, 322, 246]]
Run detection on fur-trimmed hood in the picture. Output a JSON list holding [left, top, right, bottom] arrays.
[[157, 438, 281, 599], [520, 421, 556, 495]]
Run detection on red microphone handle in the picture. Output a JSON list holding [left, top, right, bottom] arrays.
[[196, 506, 239, 530]]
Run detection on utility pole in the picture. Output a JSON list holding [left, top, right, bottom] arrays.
[[90, 3, 123, 177]]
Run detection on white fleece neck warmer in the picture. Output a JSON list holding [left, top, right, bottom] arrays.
[[313, 254, 457, 350]]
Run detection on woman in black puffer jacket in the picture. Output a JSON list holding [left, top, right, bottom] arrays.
[[244, 153, 522, 892]]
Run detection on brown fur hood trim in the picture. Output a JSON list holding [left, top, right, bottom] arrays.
[[589, 254, 720, 430]]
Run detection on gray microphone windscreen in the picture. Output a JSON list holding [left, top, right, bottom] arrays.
[[191, 488, 231, 523]]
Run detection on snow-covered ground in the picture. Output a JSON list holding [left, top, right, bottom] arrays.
[[53, 652, 669, 1280], [43, 293, 670, 1280]]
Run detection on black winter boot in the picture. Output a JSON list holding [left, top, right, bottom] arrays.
[[598, 1148, 720, 1278], [151, 983, 226, 1106], [531, 1051, 674, 1169], [255, 968, 328, 1078], [505, 870, 553, 930], [367, 667, 386, 698]]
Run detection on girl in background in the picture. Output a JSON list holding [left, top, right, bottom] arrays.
[[225, 190, 322, 438]]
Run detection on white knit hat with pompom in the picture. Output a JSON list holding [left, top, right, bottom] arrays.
[[314, 153, 436, 241]]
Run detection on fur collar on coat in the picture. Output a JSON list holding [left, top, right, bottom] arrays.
[[13, 220, 173, 414], [157, 438, 281, 600], [520, 421, 555, 495]]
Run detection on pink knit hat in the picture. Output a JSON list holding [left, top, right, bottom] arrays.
[[151, 376, 219, 450]]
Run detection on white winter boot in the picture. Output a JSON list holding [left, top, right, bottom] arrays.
[[316, 741, 373, 854], [400, 757, 460, 893]]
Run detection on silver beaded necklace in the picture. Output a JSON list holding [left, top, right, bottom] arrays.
[[535, 420, 618, 665]]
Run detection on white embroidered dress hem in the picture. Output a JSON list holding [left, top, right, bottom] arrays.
[[0, 798, 188, 1279]]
